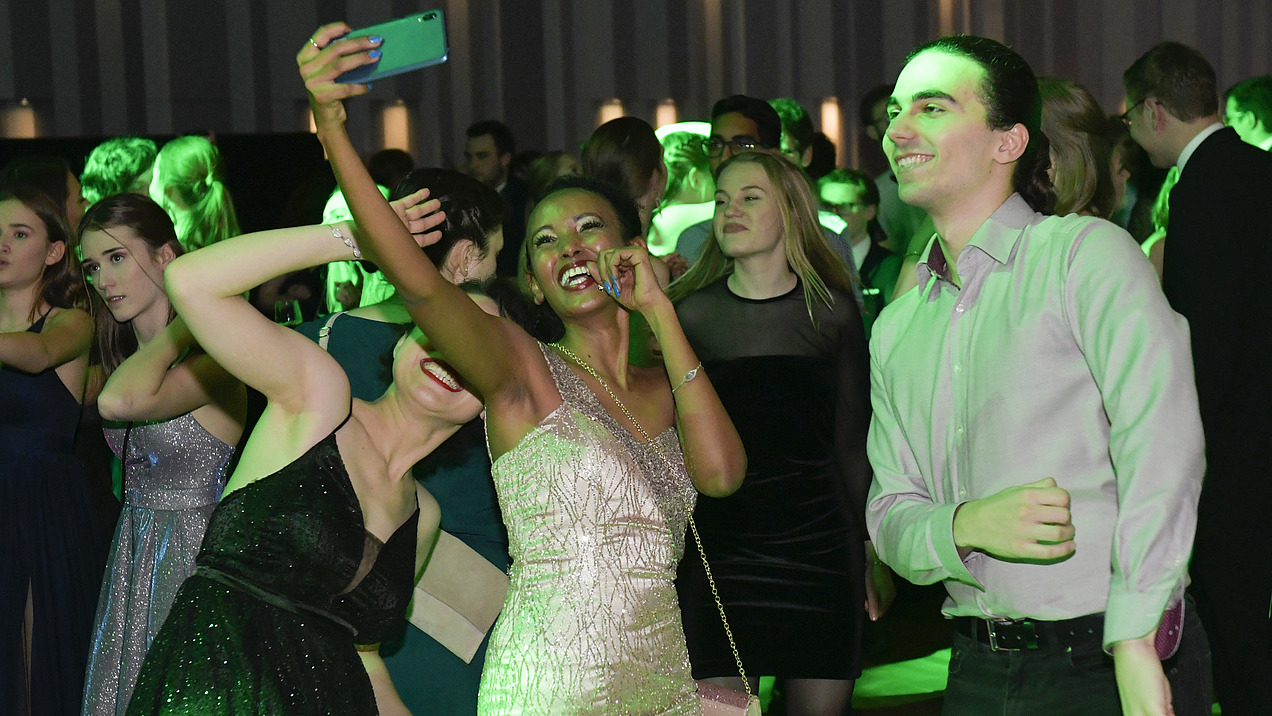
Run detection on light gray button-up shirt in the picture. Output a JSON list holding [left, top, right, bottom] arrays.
[[866, 194, 1204, 649]]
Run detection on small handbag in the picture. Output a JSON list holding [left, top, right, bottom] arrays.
[[409, 483, 510, 663]]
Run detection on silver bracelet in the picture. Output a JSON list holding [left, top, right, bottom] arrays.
[[671, 362, 702, 393], [331, 223, 361, 259]]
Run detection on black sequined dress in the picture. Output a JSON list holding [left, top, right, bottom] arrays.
[[126, 429, 418, 715]]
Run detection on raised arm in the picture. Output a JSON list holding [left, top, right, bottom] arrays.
[[164, 222, 365, 420], [594, 242, 745, 497], [0, 307, 92, 374], [300, 23, 538, 410], [97, 315, 244, 429]]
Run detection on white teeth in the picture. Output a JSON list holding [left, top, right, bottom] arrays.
[[897, 155, 932, 168], [559, 265, 590, 287], [422, 361, 460, 390]]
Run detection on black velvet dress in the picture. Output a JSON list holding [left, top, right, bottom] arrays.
[[674, 277, 872, 679], [126, 429, 418, 714]]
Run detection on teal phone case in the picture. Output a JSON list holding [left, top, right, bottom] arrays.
[[335, 10, 448, 84]]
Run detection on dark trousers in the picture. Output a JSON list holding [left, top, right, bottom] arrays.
[[1163, 593, 1213, 716], [1190, 494, 1272, 716], [942, 631, 1121, 715]]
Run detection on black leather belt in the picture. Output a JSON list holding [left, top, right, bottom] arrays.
[[955, 613, 1104, 652]]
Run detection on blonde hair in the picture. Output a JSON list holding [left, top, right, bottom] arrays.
[[153, 135, 240, 250], [667, 150, 859, 327]]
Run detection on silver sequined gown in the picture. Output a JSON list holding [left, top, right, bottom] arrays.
[[81, 414, 233, 715], [477, 345, 701, 715]]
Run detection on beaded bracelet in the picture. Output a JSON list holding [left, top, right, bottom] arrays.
[[671, 362, 702, 393], [331, 223, 361, 259]]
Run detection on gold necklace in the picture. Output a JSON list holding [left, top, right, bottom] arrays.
[[551, 343, 653, 443]]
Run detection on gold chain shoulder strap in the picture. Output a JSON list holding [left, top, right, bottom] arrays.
[[552, 344, 751, 697]]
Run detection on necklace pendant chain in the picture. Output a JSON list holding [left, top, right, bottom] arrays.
[[552, 343, 652, 443], [551, 342, 752, 695]]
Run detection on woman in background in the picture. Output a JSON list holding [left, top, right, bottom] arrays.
[[77, 194, 245, 715], [581, 116, 667, 235], [648, 130, 714, 259], [149, 136, 241, 251], [1038, 77, 1117, 218], [0, 187, 97, 716], [296, 167, 509, 716], [670, 150, 882, 716]]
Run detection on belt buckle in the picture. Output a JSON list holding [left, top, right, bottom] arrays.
[[986, 619, 1038, 651]]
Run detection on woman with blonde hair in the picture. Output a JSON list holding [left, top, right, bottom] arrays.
[[149, 136, 241, 251], [1038, 77, 1117, 217], [669, 149, 887, 715]]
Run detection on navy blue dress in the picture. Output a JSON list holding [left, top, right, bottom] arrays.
[[0, 315, 98, 715]]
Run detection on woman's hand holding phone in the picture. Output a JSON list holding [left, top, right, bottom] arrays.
[[296, 22, 381, 131]]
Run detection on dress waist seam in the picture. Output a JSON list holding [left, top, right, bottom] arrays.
[[192, 565, 358, 638]]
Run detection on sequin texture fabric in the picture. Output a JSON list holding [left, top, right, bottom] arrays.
[[477, 344, 700, 715], [125, 430, 417, 715], [82, 413, 234, 715]]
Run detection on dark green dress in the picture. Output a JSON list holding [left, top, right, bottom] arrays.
[[126, 429, 418, 714], [295, 312, 509, 716]]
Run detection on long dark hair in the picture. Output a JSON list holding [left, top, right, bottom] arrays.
[[77, 193, 183, 375], [909, 35, 1055, 214], [0, 187, 85, 321]]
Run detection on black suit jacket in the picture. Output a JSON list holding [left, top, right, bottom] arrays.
[[495, 175, 530, 278], [1164, 127, 1272, 499]]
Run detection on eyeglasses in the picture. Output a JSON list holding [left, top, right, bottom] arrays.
[[703, 136, 762, 158], [1119, 98, 1147, 127]]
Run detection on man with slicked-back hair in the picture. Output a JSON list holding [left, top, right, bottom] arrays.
[[868, 36, 1204, 715]]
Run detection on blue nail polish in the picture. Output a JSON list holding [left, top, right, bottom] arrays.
[[365, 83, 373, 90], [368, 49, 381, 59], [369, 35, 383, 44]]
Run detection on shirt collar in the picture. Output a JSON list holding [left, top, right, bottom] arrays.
[[916, 193, 1035, 285], [1176, 122, 1224, 172]]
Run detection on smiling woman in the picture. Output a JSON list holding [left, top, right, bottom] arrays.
[[298, 19, 746, 713], [122, 184, 485, 714]]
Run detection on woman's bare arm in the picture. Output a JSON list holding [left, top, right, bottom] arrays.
[[594, 242, 746, 497], [0, 307, 92, 374], [98, 315, 244, 425]]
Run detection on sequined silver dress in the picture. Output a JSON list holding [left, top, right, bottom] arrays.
[[81, 413, 233, 715], [477, 345, 701, 715]]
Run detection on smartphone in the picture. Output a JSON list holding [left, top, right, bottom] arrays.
[[335, 10, 448, 84]]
